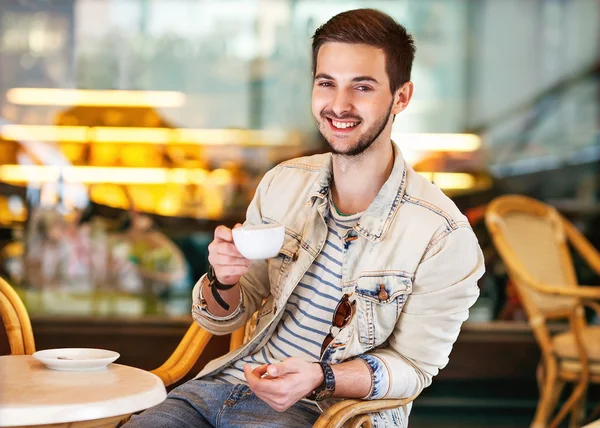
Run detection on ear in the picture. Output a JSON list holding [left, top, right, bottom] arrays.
[[391, 81, 414, 115]]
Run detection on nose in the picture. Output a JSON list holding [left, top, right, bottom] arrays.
[[330, 88, 353, 117]]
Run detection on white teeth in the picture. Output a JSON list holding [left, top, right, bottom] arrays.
[[332, 120, 359, 129]]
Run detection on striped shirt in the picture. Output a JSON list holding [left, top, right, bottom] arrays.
[[215, 198, 362, 385]]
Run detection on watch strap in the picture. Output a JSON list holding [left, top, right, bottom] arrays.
[[210, 283, 231, 311], [307, 361, 335, 401], [208, 265, 237, 290], [207, 264, 237, 310]]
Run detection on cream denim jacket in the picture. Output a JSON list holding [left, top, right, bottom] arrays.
[[192, 143, 485, 427]]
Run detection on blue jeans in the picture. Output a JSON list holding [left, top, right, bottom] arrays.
[[124, 379, 320, 428]]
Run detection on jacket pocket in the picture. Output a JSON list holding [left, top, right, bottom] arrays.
[[355, 274, 412, 347], [267, 229, 300, 298]]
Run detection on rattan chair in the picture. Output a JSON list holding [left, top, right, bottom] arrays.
[[486, 195, 600, 428], [0, 276, 35, 355], [150, 315, 417, 428]]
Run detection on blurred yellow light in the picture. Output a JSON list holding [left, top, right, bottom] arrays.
[[0, 125, 88, 142], [188, 169, 209, 184], [208, 168, 233, 186], [157, 190, 182, 216], [94, 127, 174, 143], [178, 129, 247, 145], [1, 165, 60, 183], [417, 172, 476, 190], [0, 165, 208, 185], [6, 88, 186, 107], [90, 185, 130, 209], [393, 133, 481, 152], [0, 125, 294, 146]]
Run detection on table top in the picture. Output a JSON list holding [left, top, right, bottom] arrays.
[[0, 355, 167, 427]]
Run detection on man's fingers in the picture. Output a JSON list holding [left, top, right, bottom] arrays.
[[244, 364, 263, 391], [214, 265, 249, 278], [214, 225, 233, 242], [208, 252, 251, 267], [233, 223, 244, 229], [252, 364, 269, 377], [267, 360, 299, 378], [245, 365, 279, 394], [244, 365, 295, 413], [210, 241, 243, 257]]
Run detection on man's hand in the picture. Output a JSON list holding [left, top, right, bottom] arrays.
[[243, 358, 324, 412], [208, 224, 252, 285], [203, 224, 250, 317]]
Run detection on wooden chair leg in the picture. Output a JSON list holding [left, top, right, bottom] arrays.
[[536, 362, 544, 391], [549, 380, 566, 413], [531, 360, 559, 428], [568, 390, 587, 428], [549, 378, 588, 428]]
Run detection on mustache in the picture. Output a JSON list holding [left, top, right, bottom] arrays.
[[320, 110, 362, 122]]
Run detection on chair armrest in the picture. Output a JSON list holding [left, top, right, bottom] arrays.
[[151, 323, 213, 387], [540, 285, 600, 300], [313, 396, 419, 428]]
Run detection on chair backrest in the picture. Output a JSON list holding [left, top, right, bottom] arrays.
[[0, 277, 36, 355], [234, 310, 260, 350], [485, 195, 578, 318]]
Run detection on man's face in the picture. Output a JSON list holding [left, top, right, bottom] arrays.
[[312, 42, 396, 157]]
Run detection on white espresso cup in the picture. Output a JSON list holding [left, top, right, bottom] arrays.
[[232, 223, 285, 260]]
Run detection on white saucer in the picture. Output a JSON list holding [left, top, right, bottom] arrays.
[[32, 348, 120, 371]]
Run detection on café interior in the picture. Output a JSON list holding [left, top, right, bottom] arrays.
[[0, 1, 599, 427]]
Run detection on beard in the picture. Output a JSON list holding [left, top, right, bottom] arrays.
[[318, 100, 394, 157]]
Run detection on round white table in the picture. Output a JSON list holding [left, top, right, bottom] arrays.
[[0, 355, 167, 427]]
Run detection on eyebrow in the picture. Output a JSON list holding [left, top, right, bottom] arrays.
[[314, 73, 380, 84]]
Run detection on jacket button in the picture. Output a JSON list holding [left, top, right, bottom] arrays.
[[378, 285, 388, 301]]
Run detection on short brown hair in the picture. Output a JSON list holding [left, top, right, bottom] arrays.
[[312, 8, 416, 93]]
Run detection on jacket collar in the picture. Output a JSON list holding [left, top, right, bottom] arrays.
[[308, 142, 407, 242]]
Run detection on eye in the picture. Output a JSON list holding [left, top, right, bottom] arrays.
[[356, 86, 372, 92], [318, 81, 333, 87]]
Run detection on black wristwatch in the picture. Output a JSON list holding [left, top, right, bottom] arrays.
[[307, 361, 335, 401], [207, 264, 236, 310]]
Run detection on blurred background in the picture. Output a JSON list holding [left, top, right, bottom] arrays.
[[0, 0, 598, 426]]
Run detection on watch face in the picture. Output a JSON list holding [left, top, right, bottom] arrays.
[[316, 388, 334, 401]]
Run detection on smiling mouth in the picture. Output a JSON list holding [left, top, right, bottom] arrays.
[[326, 117, 361, 132]]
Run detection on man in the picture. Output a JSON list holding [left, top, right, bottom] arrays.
[[126, 8, 484, 428]]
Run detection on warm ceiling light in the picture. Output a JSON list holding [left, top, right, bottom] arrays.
[[393, 133, 481, 152], [178, 128, 291, 146], [0, 165, 208, 185], [94, 127, 174, 144], [6, 88, 186, 107], [417, 172, 476, 189], [178, 128, 248, 145], [0, 125, 88, 142], [0, 125, 294, 146]]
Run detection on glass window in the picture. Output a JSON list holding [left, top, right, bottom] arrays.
[[0, 0, 598, 324]]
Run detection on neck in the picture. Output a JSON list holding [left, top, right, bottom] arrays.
[[330, 138, 395, 215]]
